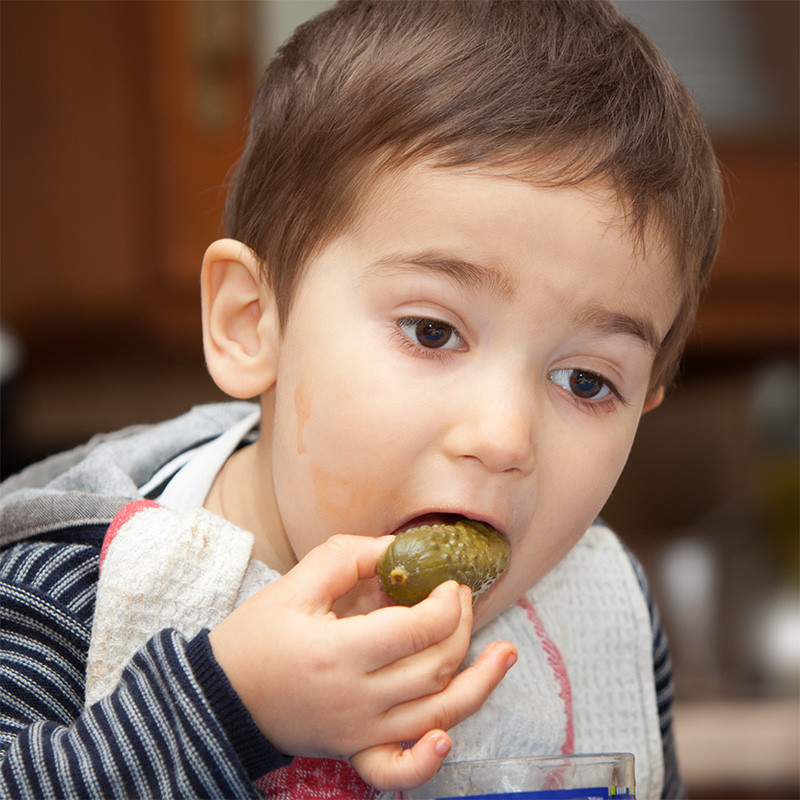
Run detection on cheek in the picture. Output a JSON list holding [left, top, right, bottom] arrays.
[[307, 461, 377, 530], [475, 422, 639, 627], [559, 409, 639, 489], [294, 380, 312, 455], [274, 369, 409, 549]]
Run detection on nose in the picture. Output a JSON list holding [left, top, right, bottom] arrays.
[[442, 370, 536, 475]]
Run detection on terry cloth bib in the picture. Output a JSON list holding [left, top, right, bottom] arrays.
[[87, 505, 663, 799], [441, 523, 664, 799]]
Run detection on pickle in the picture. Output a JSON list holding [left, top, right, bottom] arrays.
[[378, 519, 510, 606]]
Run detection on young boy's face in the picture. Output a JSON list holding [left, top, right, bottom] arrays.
[[259, 164, 679, 628]]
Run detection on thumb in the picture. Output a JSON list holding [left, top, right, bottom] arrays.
[[350, 730, 452, 792], [282, 533, 394, 612]]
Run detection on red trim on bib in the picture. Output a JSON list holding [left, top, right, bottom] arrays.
[[517, 596, 575, 755], [99, 499, 161, 572]]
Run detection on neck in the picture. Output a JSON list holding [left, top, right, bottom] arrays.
[[204, 437, 297, 574]]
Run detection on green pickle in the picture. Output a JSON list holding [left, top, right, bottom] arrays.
[[378, 520, 510, 606]]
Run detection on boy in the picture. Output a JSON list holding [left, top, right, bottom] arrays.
[[0, 1, 723, 798]]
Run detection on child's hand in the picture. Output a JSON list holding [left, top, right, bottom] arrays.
[[208, 534, 516, 791]]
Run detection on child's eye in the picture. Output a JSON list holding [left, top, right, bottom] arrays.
[[549, 368, 625, 411], [549, 368, 610, 399], [397, 317, 465, 351]]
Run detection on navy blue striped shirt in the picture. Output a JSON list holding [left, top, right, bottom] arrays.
[[0, 527, 291, 799]]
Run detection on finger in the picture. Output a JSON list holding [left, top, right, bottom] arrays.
[[350, 730, 452, 792], [339, 580, 466, 672], [377, 640, 517, 744], [283, 534, 394, 611], [364, 584, 474, 700]]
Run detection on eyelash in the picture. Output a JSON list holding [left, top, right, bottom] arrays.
[[394, 316, 627, 413], [394, 316, 466, 359], [548, 368, 627, 414]]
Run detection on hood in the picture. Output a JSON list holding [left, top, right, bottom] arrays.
[[0, 401, 257, 548]]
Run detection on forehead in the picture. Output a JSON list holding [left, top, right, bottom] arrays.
[[294, 163, 683, 356], [352, 163, 678, 280], [352, 159, 674, 254]]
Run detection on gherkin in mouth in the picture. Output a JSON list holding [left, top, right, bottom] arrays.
[[378, 519, 510, 606]]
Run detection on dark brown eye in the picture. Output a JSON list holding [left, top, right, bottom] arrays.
[[415, 320, 453, 348], [569, 370, 604, 398], [398, 317, 463, 351], [549, 368, 613, 402]]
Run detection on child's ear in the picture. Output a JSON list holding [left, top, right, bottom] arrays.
[[201, 239, 280, 399], [642, 386, 665, 414]]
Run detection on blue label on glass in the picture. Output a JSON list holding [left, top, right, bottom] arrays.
[[435, 788, 634, 800]]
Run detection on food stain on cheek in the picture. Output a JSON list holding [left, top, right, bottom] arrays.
[[310, 461, 376, 534], [294, 380, 312, 455]]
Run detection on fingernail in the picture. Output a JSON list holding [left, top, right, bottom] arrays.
[[434, 736, 451, 758], [505, 647, 518, 671]]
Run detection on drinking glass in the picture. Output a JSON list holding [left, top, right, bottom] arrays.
[[399, 752, 635, 799]]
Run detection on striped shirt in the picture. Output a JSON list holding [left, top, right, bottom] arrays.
[[0, 527, 291, 799]]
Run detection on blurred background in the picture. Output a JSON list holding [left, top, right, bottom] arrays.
[[1, 1, 797, 796]]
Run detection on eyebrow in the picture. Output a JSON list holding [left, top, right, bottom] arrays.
[[576, 305, 662, 353], [370, 252, 517, 299], [368, 252, 661, 352]]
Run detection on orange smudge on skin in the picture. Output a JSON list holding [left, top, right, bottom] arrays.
[[310, 460, 379, 534]]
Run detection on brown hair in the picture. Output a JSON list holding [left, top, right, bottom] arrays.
[[224, 0, 724, 391]]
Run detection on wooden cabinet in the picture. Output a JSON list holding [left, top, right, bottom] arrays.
[[691, 140, 800, 358], [1, 1, 256, 356]]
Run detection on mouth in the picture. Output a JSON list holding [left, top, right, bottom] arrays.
[[378, 513, 511, 606], [392, 511, 507, 539], [393, 512, 463, 535]]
